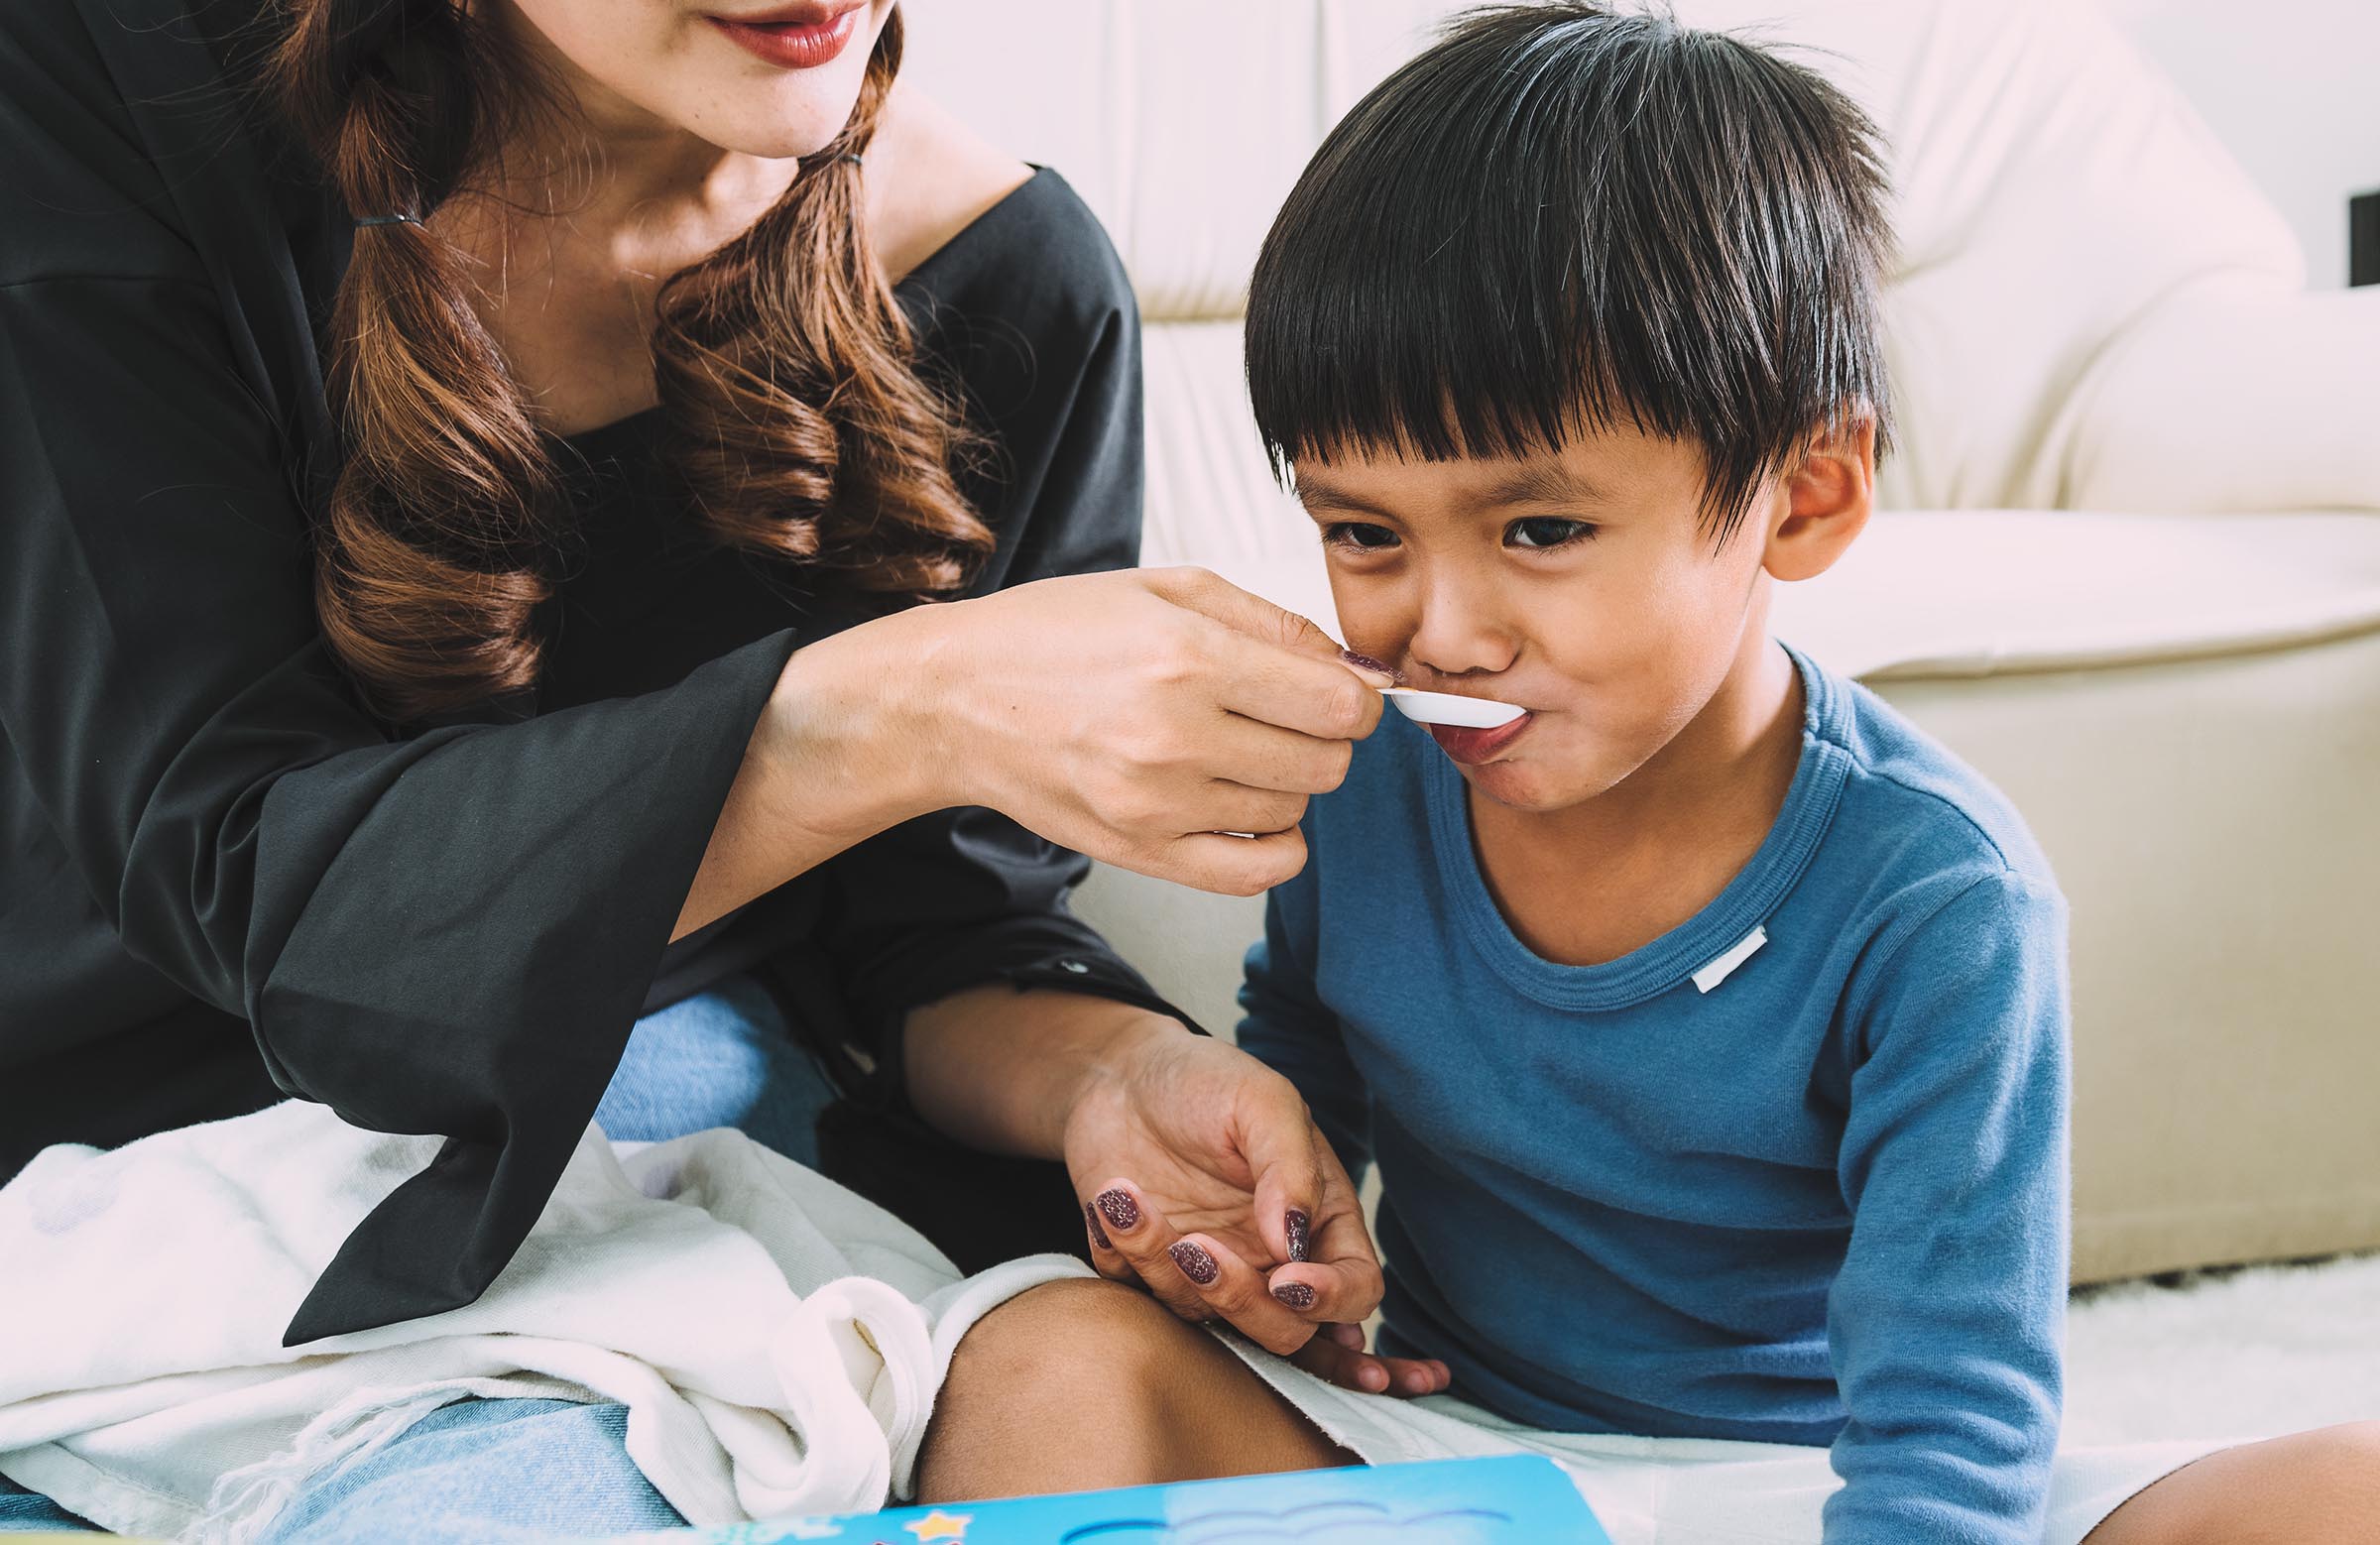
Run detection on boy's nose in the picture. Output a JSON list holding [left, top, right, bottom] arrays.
[[1407, 576, 1520, 681]]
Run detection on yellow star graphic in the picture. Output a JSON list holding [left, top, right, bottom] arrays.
[[902, 1510, 972, 1542]]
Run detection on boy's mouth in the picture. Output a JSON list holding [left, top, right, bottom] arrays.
[[1428, 712, 1534, 765]]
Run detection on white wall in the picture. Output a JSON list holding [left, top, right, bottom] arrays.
[[2100, 0, 2380, 289]]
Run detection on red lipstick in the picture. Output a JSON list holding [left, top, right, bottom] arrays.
[[1429, 712, 1535, 766], [708, 1, 865, 69]]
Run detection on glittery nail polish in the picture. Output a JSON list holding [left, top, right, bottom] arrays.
[[1170, 1240, 1221, 1286], [1341, 650, 1403, 683], [1095, 1188, 1140, 1234], [1271, 1280, 1318, 1311], [1084, 1200, 1112, 1250], [1284, 1208, 1312, 1264]]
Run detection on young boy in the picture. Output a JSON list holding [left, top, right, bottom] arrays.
[[1207, 6, 2378, 1543]]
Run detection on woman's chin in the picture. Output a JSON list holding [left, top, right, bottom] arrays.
[[694, 109, 854, 163]]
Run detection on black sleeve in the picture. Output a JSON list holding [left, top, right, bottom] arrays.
[[0, 7, 795, 1344], [808, 211, 1202, 1120]]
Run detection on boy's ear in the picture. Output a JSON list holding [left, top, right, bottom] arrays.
[[1762, 416, 1875, 583]]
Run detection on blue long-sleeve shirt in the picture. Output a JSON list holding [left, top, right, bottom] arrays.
[[1239, 644, 2070, 1544]]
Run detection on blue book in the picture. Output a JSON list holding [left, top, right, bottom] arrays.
[[605, 1455, 1606, 1544]]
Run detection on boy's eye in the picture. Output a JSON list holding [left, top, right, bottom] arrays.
[[1323, 522, 1400, 551], [1505, 517, 1597, 550]]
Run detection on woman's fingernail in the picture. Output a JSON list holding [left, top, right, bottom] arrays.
[[1084, 1201, 1112, 1250], [1284, 1208, 1312, 1263], [1271, 1280, 1318, 1311], [1170, 1240, 1221, 1286], [1341, 649, 1403, 683], [1095, 1188, 1140, 1234]]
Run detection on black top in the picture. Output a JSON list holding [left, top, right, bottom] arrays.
[[0, 0, 1179, 1342]]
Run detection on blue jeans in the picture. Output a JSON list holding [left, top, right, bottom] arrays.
[[5, 977, 840, 1541], [0, 1476, 96, 1532], [594, 972, 835, 1168], [256, 1399, 681, 1543]]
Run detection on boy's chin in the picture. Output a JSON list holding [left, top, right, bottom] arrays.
[[1456, 758, 1616, 814]]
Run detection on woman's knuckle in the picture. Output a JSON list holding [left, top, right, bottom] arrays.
[[1207, 1279, 1259, 1319], [1117, 771, 1185, 830], [1225, 859, 1276, 897], [1260, 834, 1309, 889], [1324, 681, 1370, 736], [1134, 626, 1201, 687]]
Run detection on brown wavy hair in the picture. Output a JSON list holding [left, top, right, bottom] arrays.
[[270, 1, 994, 721]]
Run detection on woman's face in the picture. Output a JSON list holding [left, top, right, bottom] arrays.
[[499, 0, 897, 159]]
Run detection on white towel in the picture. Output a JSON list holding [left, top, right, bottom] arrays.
[[1202, 1331, 2244, 1545], [0, 1101, 1090, 1542]]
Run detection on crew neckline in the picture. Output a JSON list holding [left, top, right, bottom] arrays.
[[1422, 641, 1851, 1010]]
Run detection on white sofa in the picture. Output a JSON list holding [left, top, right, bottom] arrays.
[[902, 0, 2380, 1283]]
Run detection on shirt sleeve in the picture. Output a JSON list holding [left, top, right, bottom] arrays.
[[0, 23, 796, 1345], [806, 279, 1204, 1115], [1822, 869, 2071, 1545], [1235, 850, 1373, 1184]]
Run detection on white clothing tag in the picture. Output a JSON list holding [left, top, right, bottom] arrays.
[[1693, 924, 1768, 994]]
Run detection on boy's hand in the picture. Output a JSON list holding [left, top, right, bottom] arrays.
[[1291, 1322, 1452, 1398], [1062, 1029, 1383, 1356]]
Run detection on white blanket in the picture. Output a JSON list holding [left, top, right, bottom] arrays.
[[0, 1101, 1090, 1542]]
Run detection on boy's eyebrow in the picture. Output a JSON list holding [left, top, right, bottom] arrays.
[[1477, 463, 1613, 510], [1292, 463, 1612, 520], [1288, 474, 1396, 519]]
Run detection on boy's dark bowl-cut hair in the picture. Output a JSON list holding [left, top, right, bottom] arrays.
[[1246, 2, 1894, 544]]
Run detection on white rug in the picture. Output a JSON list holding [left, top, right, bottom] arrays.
[[2065, 1251, 2380, 1445]]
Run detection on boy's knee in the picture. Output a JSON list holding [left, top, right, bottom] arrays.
[[921, 1277, 1198, 1498], [2090, 1423, 2380, 1545], [2293, 1422, 2380, 1522], [940, 1277, 1185, 1411]]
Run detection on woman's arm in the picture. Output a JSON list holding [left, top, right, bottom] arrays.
[[671, 620, 938, 942]]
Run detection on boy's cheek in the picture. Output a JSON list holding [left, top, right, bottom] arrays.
[[1325, 585, 1413, 668]]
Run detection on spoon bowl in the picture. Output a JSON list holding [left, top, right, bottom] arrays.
[[1381, 687, 1527, 729]]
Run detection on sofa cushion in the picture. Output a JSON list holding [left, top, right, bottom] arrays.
[[1772, 510, 2380, 679]]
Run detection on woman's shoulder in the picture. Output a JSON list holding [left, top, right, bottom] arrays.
[[872, 85, 1134, 329], [0, 0, 280, 289]]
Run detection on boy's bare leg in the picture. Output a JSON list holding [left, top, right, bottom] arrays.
[[917, 1277, 1357, 1502], [2083, 1422, 2380, 1545]]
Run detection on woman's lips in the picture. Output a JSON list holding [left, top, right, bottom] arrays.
[[708, 3, 864, 69], [1429, 711, 1535, 766]]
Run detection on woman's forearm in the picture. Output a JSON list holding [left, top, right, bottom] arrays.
[[674, 563, 1395, 942], [904, 984, 1188, 1158], [672, 616, 949, 941]]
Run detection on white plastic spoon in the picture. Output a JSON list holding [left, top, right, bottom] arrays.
[[1380, 686, 1527, 729]]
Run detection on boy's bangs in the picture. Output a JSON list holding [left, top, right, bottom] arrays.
[[1245, 4, 1893, 543]]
